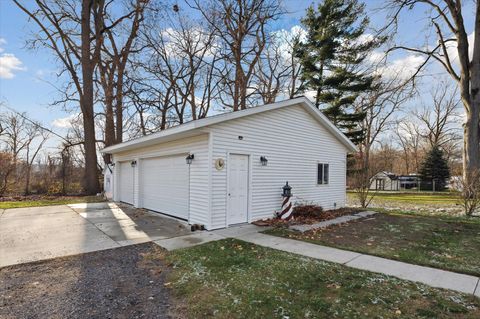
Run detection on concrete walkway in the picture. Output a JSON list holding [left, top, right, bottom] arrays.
[[234, 232, 480, 297], [155, 224, 480, 298]]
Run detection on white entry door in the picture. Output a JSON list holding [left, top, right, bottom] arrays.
[[119, 161, 134, 204], [227, 154, 249, 225], [140, 155, 189, 219]]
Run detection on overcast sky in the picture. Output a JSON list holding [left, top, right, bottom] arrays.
[[0, 0, 475, 149]]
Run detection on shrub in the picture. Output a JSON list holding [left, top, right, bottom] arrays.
[[47, 181, 63, 195], [453, 171, 480, 217], [292, 204, 323, 218]]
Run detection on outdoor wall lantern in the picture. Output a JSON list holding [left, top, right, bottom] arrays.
[[186, 154, 195, 165], [130, 160, 137, 167], [260, 156, 268, 166]]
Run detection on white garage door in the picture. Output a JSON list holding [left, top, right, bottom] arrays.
[[119, 161, 134, 204], [140, 155, 189, 219]]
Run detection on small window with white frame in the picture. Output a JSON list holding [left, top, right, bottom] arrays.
[[317, 163, 329, 185]]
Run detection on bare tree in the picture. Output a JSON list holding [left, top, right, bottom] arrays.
[[0, 112, 32, 167], [453, 169, 480, 216], [23, 126, 50, 195], [353, 73, 414, 206], [0, 152, 15, 197], [165, 12, 220, 120], [253, 28, 303, 103], [413, 82, 462, 154], [189, 0, 283, 111], [14, 0, 104, 194], [97, 0, 149, 154], [385, 0, 480, 187], [357, 75, 414, 172], [126, 4, 221, 137], [395, 120, 423, 174], [0, 112, 50, 195]]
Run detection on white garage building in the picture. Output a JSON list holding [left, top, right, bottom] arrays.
[[102, 97, 357, 230]]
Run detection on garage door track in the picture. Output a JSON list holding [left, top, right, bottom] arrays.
[[0, 202, 190, 268]]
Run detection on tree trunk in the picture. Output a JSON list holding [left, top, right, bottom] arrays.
[[465, 3, 480, 183], [24, 165, 31, 195], [463, 106, 480, 182], [115, 72, 124, 143], [458, 1, 480, 185], [234, 50, 243, 111], [81, 0, 100, 195], [82, 106, 100, 194], [104, 99, 115, 163]]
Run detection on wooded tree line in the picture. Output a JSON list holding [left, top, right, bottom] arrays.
[[3, 0, 477, 199], [0, 108, 85, 197]]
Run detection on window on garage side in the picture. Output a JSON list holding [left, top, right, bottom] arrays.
[[317, 163, 329, 185]]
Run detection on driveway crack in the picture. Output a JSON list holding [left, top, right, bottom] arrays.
[[474, 278, 480, 297], [67, 205, 122, 247]]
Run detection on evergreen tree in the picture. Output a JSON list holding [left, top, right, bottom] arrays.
[[419, 146, 451, 191], [296, 0, 385, 144]]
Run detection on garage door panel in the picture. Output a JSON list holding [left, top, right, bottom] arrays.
[[140, 156, 189, 219], [119, 162, 134, 204]]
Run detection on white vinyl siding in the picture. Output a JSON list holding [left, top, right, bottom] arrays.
[[209, 104, 348, 229], [112, 134, 210, 227]]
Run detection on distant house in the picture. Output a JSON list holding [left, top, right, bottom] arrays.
[[370, 172, 421, 191], [370, 171, 400, 191]]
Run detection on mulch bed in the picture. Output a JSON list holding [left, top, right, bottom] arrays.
[[0, 243, 173, 319], [253, 207, 363, 227]]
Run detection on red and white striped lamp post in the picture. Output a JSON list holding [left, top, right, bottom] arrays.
[[278, 181, 293, 220]]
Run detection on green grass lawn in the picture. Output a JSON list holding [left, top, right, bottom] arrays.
[[265, 213, 480, 276], [0, 196, 104, 209], [165, 239, 479, 318], [347, 191, 460, 205]]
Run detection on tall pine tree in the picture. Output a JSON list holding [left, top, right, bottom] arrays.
[[419, 146, 451, 191], [296, 0, 385, 144]]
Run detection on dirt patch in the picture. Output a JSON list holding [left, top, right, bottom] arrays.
[[0, 243, 174, 319], [253, 207, 362, 227]]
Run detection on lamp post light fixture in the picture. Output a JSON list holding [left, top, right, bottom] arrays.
[[186, 154, 195, 165], [260, 156, 268, 166], [282, 181, 292, 197]]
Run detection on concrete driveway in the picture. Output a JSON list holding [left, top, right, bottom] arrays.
[[0, 202, 190, 268]]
